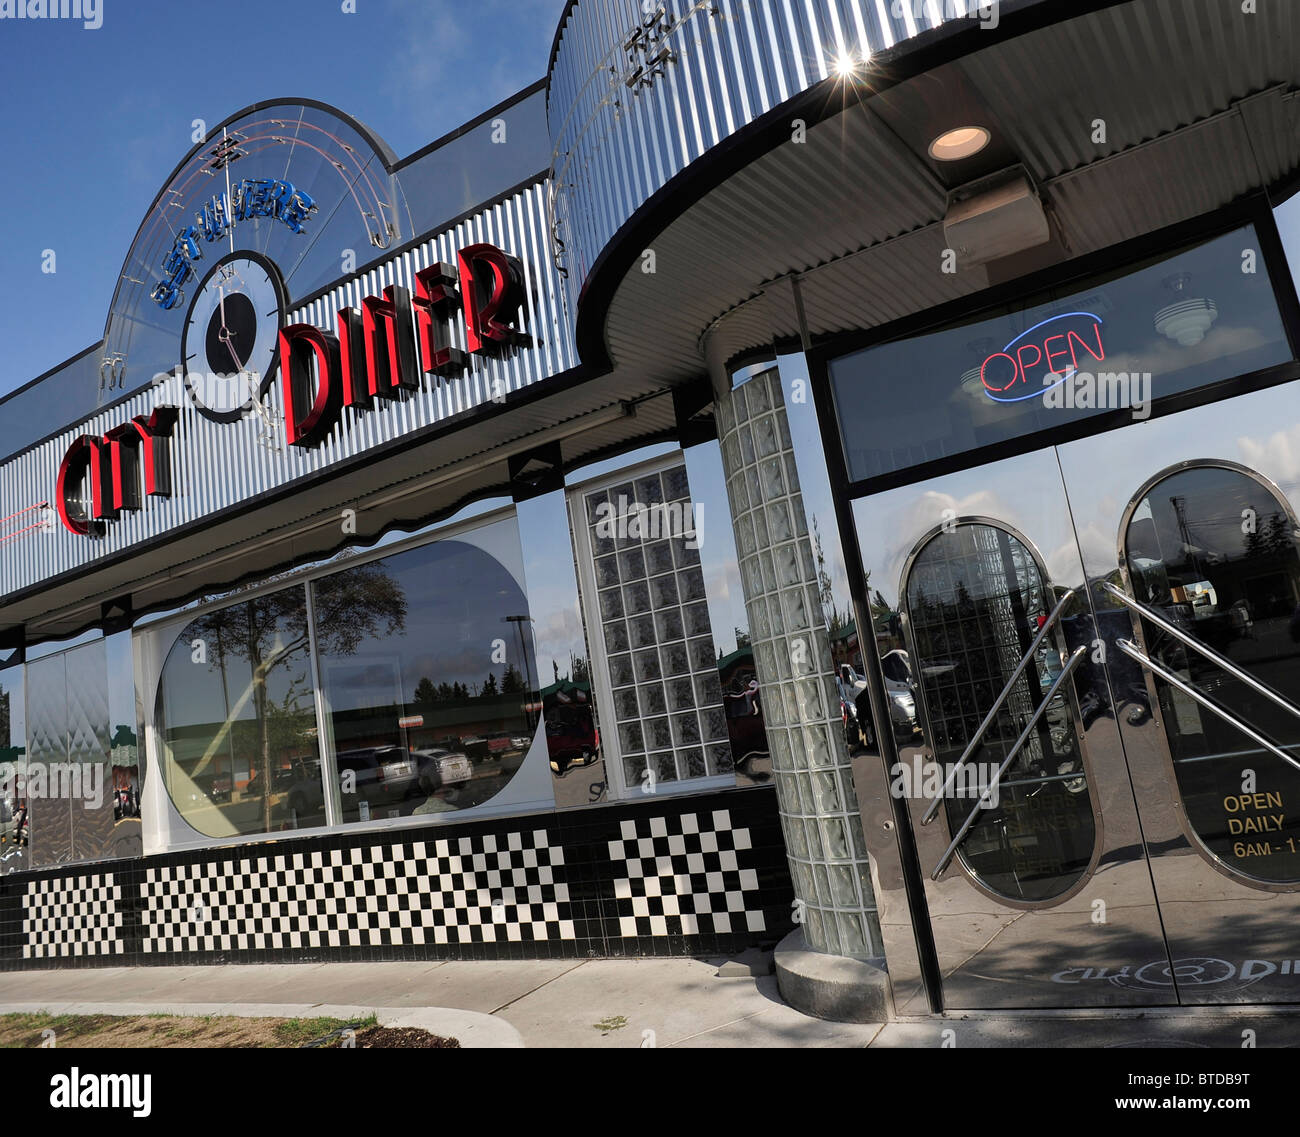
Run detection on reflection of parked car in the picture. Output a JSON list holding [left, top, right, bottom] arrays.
[[412, 748, 472, 790], [344, 746, 418, 803], [546, 710, 598, 776], [207, 774, 232, 804], [835, 675, 873, 753], [486, 732, 515, 759], [460, 735, 490, 763], [0, 798, 20, 846], [242, 766, 297, 800], [286, 758, 326, 818], [510, 734, 532, 752], [287, 748, 419, 815], [846, 657, 917, 733]]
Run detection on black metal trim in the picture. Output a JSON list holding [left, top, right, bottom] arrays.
[[392, 80, 546, 172]]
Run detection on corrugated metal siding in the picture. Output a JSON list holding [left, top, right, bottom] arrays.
[[547, 0, 975, 307], [0, 179, 575, 604]]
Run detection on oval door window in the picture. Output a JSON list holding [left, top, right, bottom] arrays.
[[904, 523, 1096, 901], [1122, 464, 1300, 884]]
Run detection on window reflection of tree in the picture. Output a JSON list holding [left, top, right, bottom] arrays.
[[182, 565, 407, 834]]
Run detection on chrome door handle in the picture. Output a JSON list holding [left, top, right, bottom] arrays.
[[1099, 581, 1300, 727], [931, 644, 1087, 880], [1114, 638, 1300, 776], [921, 588, 1076, 826]]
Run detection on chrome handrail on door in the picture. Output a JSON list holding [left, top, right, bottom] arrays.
[[921, 588, 1076, 826], [931, 644, 1088, 880], [1098, 581, 1300, 727], [1114, 638, 1300, 776]]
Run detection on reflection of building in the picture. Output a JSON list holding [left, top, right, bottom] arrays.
[[4, 0, 1300, 1028]]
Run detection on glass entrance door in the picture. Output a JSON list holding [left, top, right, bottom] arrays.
[[1059, 382, 1300, 1005], [852, 448, 1174, 1010]]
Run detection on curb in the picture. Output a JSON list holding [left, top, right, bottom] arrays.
[[0, 1002, 524, 1049]]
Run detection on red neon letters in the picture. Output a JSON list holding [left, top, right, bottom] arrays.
[[57, 407, 179, 536], [980, 318, 1106, 395], [280, 242, 526, 448]]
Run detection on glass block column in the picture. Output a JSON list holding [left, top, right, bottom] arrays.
[[713, 367, 882, 958]]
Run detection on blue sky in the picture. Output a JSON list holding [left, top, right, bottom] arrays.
[[0, 0, 560, 394]]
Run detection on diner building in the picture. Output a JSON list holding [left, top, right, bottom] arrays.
[[3, 0, 1300, 1018]]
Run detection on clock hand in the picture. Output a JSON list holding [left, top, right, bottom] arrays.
[[225, 333, 244, 373], [215, 283, 246, 372]]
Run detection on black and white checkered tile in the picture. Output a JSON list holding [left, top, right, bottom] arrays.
[[608, 809, 766, 937], [142, 830, 576, 953], [22, 872, 124, 958], [0, 789, 790, 966]]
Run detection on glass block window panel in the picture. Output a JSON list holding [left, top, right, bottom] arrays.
[[580, 461, 734, 788]]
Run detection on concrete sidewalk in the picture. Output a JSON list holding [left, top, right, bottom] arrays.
[[5, 958, 1300, 1047], [0, 956, 883, 1048]]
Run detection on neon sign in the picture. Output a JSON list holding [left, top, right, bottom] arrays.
[[978, 312, 1106, 403], [151, 179, 317, 310], [56, 408, 180, 536], [278, 242, 527, 449]]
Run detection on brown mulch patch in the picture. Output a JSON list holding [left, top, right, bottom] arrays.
[[349, 1026, 460, 1048]]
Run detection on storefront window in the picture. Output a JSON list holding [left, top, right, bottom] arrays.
[[313, 531, 539, 824], [155, 587, 322, 839], [830, 225, 1292, 485]]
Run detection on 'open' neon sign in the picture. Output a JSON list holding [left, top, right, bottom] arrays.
[[979, 312, 1106, 403]]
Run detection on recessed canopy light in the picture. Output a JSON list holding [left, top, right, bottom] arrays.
[[928, 126, 991, 161]]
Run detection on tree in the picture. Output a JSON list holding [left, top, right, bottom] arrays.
[[501, 664, 526, 694], [413, 677, 439, 707], [190, 561, 407, 832], [482, 672, 499, 697]]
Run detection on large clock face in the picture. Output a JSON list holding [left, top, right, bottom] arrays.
[[180, 252, 287, 423]]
